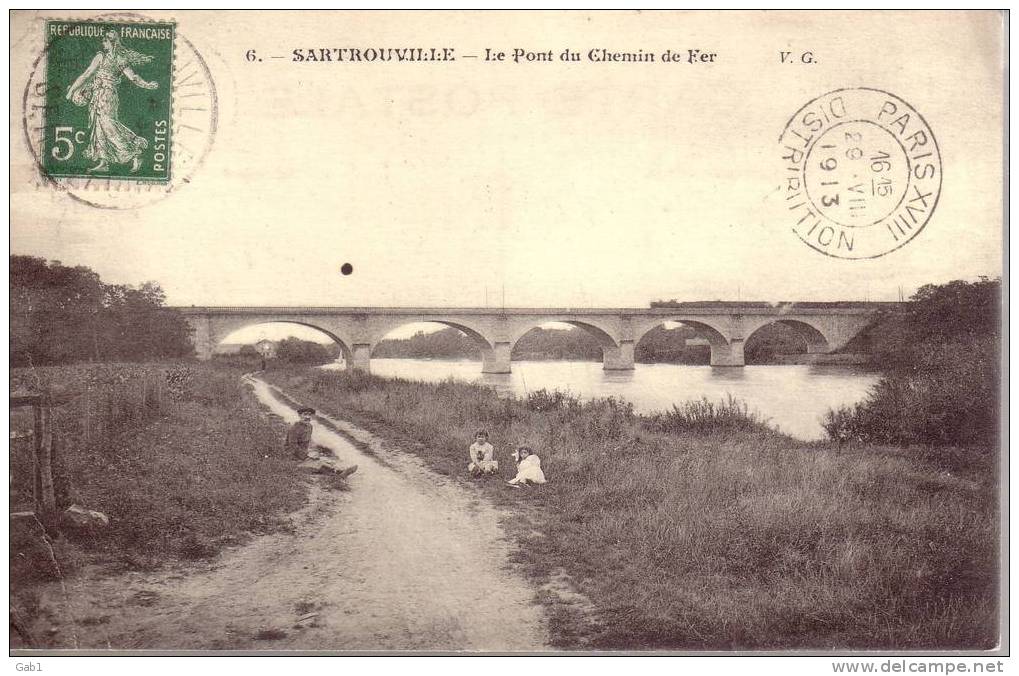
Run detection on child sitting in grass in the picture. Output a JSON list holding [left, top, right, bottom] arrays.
[[467, 429, 499, 476], [507, 446, 546, 487]]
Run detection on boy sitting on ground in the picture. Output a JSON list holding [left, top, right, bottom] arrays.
[[285, 407, 317, 459], [285, 406, 357, 479], [467, 429, 499, 476]]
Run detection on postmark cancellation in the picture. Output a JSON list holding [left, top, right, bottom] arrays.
[[779, 88, 942, 260]]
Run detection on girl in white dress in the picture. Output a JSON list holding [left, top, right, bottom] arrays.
[[507, 446, 546, 487]]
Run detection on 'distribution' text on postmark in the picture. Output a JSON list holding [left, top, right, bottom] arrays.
[[779, 87, 942, 260], [43, 20, 175, 182]]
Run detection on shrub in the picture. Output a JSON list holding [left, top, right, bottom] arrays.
[[828, 279, 1001, 448], [643, 395, 773, 437], [825, 337, 999, 447], [526, 388, 581, 413], [275, 338, 338, 365]]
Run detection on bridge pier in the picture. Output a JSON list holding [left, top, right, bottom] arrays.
[[603, 341, 635, 370], [482, 342, 512, 374], [189, 315, 215, 360], [350, 344, 373, 373], [710, 339, 745, 367]]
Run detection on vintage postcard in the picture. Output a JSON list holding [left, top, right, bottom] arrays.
[[8, 9, 1006, 663]]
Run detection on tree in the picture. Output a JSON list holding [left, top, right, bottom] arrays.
[[275, 337, 337, 365], [373, 327, 481, 359], [10, 255, 194, 365], [825, 278, 1001, 447]]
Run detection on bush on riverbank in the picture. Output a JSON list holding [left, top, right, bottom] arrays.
[[823, 336, 998, 448], [824, 279, 1000, 448], [643, 395, 774, 437], [10, 363, 308, 639], [264, 367, 997, 650]]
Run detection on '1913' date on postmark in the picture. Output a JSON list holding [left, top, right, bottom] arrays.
[[779, 88, 942, 260], [42, 21, 174, 182]]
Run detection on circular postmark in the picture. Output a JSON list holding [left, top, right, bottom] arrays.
[[778, 88, 941, 259], [21, 12, 217, 209]]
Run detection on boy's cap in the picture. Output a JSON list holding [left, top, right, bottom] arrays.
[[297, 407, 316, 415]]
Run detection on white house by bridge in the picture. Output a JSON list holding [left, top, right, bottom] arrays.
[[175, 304, 891, 373]]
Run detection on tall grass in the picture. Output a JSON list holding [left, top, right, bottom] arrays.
[[264, 367, 998, 650], [644, 395, 774, 436], [10, 363, 308, 628]]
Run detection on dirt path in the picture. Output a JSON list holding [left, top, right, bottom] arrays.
[[32, 375, 548, 651]]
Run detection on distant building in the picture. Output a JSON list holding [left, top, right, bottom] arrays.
[[685, 337, 710, 346], [256, 339, 277, 358]]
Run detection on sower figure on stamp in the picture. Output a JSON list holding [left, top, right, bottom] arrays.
[[285, 406, 357, 479], [65, 30, 158, 174]]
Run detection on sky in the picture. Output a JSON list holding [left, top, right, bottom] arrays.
[[11, 11, 1004, 330]]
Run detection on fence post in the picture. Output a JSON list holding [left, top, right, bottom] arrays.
[[32, 404, 43, 513], [36, 400, 57, 514]]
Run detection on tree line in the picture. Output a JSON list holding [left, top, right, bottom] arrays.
[[10, 256, 194, 366], [234, 338, 341, 365], [373, 324, 807, 364]]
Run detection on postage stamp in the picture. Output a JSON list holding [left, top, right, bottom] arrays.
[[779, 87, 942, 260], [42, 20, 175, 182]]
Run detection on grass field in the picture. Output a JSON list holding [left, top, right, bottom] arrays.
[[263, 367, 998, 650], [10, 363, 309, 636]]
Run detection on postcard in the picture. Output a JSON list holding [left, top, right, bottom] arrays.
[[8, 10, 1006, 658]]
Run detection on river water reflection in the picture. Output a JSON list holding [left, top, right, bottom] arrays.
[[324, 358, 880, 441]]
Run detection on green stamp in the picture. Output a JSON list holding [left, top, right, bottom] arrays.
[[43, 21, 175, 182]]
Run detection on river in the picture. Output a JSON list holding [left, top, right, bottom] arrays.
[[323, 358, 880, 440]]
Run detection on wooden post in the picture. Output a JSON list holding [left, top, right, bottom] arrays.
[[11, 394, 58, 516], [37, 401, 56, 514], [32, 404, 43, 514]]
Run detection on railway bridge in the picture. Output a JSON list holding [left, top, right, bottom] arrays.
[[175, 303, 891, 373]]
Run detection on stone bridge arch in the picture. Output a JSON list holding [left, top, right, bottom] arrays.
[[632, 316, 740, 366], [740, 314, 874, 356], [742, 317, 831, 355], [506, 318, 619, 348], [505, 317, 630, 371], [186, 314, 356, 364], [365, 317, 499, 373], [365, 317, 494, 351]]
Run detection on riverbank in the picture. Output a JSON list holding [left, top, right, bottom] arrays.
[[327, 358, 880, 440], [263, 367, 998, 650], [9, 363, 309, 647]]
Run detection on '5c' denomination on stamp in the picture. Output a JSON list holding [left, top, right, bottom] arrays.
[[779, 88, 942, 259], [43, 20, 175, 182]]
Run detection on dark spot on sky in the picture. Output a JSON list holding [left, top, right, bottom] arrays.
[[340, 263, 353, 276]]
